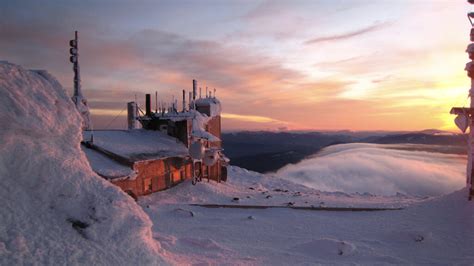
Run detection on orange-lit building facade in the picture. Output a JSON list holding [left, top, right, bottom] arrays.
[[82, 91, 227, 199]]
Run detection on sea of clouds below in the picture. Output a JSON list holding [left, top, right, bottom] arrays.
[[275, 143, 466, 197]]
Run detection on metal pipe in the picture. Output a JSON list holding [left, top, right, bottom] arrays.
[[145, 94, 151, 116], [182, 90, 186, 112]]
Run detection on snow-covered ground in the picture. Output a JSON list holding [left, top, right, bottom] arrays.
[[140, 166, 474, 265]]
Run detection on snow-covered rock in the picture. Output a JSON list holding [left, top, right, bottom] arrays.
[[0, 61, 165, 265]]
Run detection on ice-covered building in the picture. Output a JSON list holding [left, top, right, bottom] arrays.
[[81, 80, 228, 199]]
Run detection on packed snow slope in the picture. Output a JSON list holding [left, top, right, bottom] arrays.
[[141, 167, 474, 265], [0, 62, 165, 265], [277, 143, 466, 197]]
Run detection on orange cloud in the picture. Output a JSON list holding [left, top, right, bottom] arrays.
[[222, 113, 286, 124]]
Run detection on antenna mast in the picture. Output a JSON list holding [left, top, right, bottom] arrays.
[[69, 30, 91, 130], [70, 31, 82, 100]]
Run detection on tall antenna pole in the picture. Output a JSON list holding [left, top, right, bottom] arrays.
[[70, 31, 82, 102], [69, 30, 91, 130]]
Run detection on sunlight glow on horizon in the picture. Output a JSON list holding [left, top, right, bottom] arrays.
[[0, 1, 471, 131]]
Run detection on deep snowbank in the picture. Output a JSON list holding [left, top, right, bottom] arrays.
[[276, 143, 465, 197], [0, 62, 164, 264]]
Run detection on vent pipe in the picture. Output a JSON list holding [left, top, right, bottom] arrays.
[[145, 93, 151, 116]]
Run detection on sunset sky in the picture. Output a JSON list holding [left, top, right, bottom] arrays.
[[1, 0, 471, 131]]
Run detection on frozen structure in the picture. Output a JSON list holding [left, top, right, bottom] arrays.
[[451, 4, 474, 200], [69, 31, 91, 130], [82, 80, 229, 198]]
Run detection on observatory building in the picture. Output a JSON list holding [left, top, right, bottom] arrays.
[[81, 80, 228, 199], [68, 32, 227, 199]]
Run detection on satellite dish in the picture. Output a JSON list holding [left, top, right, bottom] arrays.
[[455, 113, 469, 133], [203, 150, 218, 166], [189, 141, 205, 160]]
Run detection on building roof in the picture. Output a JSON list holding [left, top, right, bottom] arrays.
[[83, 129, 189, 162], [81, 146, 135, 180]]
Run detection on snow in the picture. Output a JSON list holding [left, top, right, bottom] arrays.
[[140, 166, 474, 265], [191, 110, 220, 142], [0, 61, 165, 265], [71, 94, 91, 130], [83, 129, 188, 161], [81, 146, 136, 180], [142, 166, 419, 208]]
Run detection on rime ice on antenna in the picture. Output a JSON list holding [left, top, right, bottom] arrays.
[[69, 31, 91, 130], [450, 2, 474, 200]]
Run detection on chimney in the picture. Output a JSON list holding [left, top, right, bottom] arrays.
[[182, 90, 186, 112], [193, 79, 197, 100], [145, 94, 151, 116]]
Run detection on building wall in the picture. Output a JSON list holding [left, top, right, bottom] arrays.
[[207, 115, 221, 148], [112, 156, 193, 198], [112, 112, 226, 199]]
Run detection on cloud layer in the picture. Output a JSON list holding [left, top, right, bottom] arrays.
[[276, 143, 466, 197]]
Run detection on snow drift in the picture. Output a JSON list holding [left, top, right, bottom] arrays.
[[0, 62, 164, 264], [276, 143, 466, 197]]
